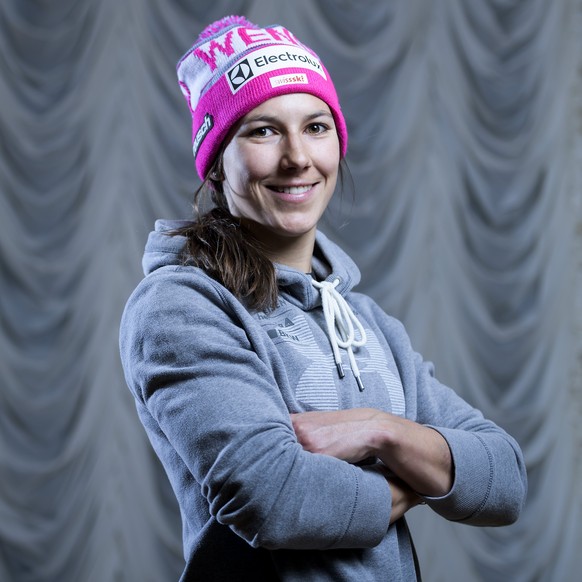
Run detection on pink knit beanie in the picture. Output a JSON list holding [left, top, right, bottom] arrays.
[[177, 15, 348, 180]]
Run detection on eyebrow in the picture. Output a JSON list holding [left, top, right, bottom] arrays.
[[242, 111, 334, 125]]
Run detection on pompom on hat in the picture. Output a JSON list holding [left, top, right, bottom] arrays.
[[177, 15, 348, 180]]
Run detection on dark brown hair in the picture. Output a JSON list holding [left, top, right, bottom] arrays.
[[169, 155, 279, 312]]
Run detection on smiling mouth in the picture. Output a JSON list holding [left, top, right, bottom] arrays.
[[270, 185, 314, 195]]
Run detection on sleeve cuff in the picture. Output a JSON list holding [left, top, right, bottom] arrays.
[[421, 427, 493, 521]]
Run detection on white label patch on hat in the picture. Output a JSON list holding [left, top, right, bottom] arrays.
[[269, 73, 308, 88], [226, 45, 326, 94]]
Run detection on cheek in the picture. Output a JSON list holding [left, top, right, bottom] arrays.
[[242, 153, 273, 183], [222, 146, 242, 185], [317, 139, 341, 175], [221, 155, 264, 215], [321, 153, 340, 186], [223, 144, 270, 185]]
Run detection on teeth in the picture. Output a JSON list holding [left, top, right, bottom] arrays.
[[275, 185, 311, 194]]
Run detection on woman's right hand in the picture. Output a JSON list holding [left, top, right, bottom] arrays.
[[388, 476, 425, 524]]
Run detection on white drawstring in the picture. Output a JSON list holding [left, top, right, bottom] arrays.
[[311, 278, 367, 391]]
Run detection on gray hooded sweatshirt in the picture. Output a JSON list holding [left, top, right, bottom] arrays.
[[119, 220, 527, 581]]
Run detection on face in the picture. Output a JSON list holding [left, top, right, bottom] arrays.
[[220, 93, 340, 255]]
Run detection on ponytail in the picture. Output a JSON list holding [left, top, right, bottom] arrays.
[[169, 161, 279, 312]]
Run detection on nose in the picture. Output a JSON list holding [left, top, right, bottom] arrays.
[[280, 134, 311, 171]]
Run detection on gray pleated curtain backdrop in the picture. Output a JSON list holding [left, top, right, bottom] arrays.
[[1, 0, 581, 581]]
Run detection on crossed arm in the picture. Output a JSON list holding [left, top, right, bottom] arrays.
[[291, 408, 454, 523]]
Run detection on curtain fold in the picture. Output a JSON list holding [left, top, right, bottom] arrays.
[[1, 0, 580, 580]]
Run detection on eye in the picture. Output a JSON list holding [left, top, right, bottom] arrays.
[[248, 126, 274, 138], [306, 123, 329, 135]]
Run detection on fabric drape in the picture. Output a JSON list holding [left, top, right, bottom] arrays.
[[1, 1, 580, 580]]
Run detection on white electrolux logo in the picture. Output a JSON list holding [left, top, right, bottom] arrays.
[[226, 45, 326, 94]]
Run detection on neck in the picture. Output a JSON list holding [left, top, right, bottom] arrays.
[[265, 237, 315, 272], [244, 222, 316, 272]]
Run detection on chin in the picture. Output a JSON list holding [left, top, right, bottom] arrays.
[[275, 224, 317, 238], [275, 216, 320, 234]]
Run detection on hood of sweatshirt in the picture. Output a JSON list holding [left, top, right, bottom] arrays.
[[142, 219, 361, 310]]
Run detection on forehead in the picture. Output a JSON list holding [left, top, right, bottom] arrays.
[[241, 93, 332, 121]]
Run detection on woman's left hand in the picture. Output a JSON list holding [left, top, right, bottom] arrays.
[[291, 408, 386, 463], [291, 408, 453, 497]]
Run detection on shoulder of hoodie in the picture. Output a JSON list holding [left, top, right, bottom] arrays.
[[131, 218, 249, 314], [125, 263, 246, 324]]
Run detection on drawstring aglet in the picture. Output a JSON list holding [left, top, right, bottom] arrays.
[[336, 362, 345, 379], [355, 375, 365, 392]]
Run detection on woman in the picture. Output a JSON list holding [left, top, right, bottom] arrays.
[[119, 16, 527, 581]]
